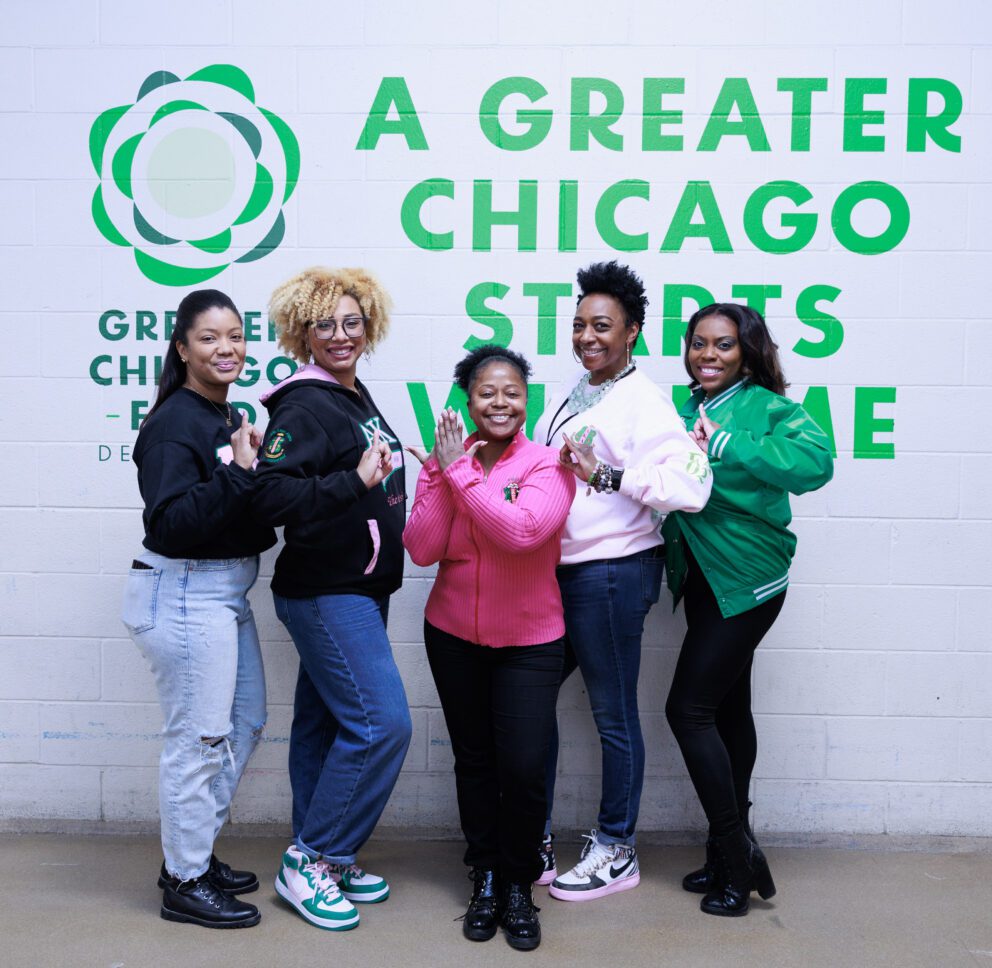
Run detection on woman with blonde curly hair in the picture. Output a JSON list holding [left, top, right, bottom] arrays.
[[253, 267, 412, 932]]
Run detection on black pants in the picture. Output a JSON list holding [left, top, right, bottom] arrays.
[[665, 557, 785, 837], [424, 620, 564, 884]]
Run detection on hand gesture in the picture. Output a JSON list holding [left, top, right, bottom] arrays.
[[435, 408, 486, 471], [357, 427, 394, 488], [689, 404, 721, 453], [230, 417, 260, 470], [405, 444, 430, 466], [558, 427, 598, 482]]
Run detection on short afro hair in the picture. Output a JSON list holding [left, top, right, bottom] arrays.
[[269, 266, 392, 363], [453, 344, 532, 394], [576, 260, 649, 329]]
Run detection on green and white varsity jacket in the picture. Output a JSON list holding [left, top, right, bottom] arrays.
[[662, 380, 834, 618]]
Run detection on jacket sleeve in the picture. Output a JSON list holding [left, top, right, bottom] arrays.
[[707, 398, 834, 494], [442, 454, 576, 554], [252, 403, 368, 527], [618, 394, 713, 513], [402, 457, 456, 566], [141, 440, 256, 555]]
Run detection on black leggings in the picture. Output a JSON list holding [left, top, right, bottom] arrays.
[[665, 557, 785, 837], [424, 620, 564, 884]]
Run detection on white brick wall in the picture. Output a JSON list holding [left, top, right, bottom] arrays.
[[0, 0, 989, 840]]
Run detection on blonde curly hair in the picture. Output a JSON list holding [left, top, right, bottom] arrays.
[[268, 266, 392, 363]]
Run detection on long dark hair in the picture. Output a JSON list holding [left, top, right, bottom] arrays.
[[145, 289, 242, 423], [683, 303, 788, 396]]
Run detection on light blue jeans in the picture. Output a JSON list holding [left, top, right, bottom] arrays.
[[122, 552, 267, 881]]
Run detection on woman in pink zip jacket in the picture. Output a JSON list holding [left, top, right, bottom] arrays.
[[403, 345, 576, 952]]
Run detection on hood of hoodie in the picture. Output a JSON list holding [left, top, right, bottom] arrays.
[[259, 363, 350, 411]]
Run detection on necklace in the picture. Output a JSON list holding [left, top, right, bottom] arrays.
[[564, 362, 635, 416], [184, 385, 232, 426]]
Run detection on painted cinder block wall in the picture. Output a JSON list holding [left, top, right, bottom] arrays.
[[1, 0, 990, 839]]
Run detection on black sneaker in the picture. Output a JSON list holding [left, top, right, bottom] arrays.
[[500, 882, 541, 951], [161, 875, 261, 928], [158, 854, 259, 895]]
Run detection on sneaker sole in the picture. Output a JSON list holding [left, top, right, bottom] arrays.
[[274, 874, 360, 930], [339, 886, 389, 903], [160, 907, 261, 928], [534, 869, 557, 886], [157, 874, 259, 895], [548, 872, 640, 902]]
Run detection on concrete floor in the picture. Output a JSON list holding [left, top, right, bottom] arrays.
[[2, 833, 991, 968]]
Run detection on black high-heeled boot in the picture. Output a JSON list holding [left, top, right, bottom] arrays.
[[700, 826, 776, 917], [463, 868, 499, 941], [499, 881, 541, 951], [683, 802, 758, 894]]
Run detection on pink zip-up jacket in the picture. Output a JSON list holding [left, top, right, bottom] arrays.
[[403, 431, 576, 648]]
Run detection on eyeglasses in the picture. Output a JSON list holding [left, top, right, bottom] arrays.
[[310, 315, 367, 339]]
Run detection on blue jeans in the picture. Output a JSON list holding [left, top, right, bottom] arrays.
[[274, 593, 412, 864], [545, 548, 664, 846], [122, 552, 266, 881]]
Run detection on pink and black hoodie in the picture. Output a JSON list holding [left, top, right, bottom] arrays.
[[254, 364, 406, 600]]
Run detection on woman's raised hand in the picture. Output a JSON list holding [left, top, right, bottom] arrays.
[[231, 417, 260, 470], [689, 404, 720, 453], [435, 408, 486, 471], [357, 427, 394, 488], [558, 428, 598, 482]]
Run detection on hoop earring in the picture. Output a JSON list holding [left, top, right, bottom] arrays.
[[572, 346, 582, 364], [627, 343, 632, 366]]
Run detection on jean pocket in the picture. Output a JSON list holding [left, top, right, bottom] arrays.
[[122, 568, 161, 635], [640, 556, 664, 607], [190, 557, 242, 572]]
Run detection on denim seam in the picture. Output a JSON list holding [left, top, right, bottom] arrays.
[[606, 559, 637, 845], [304, 597, 370, 862]]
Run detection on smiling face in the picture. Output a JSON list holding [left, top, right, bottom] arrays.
[[687, 313, 744, 396], [178, 306, 246, 401], [467, 361, 528, 443], [572, 293, 638, 385], [307, 293, 368, 386]]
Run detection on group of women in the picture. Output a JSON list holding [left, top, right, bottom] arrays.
[[121, 261, 833, 949]]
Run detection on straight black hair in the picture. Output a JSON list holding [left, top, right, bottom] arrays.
[[144, 289, 242, 423]]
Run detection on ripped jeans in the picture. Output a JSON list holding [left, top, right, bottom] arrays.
[[122, 552, 267, 881]]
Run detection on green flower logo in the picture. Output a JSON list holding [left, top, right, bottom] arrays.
[[89, 64, 300, 286]]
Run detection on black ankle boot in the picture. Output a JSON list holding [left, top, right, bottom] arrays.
[[700, 827, 776, 917], [500, 881, 541, 951], [158, 854, 259, 896], [463, 868, 499, 941], [683, 802, 759, 894], [161, 874, 261, 928], [682, 838, 717, 894]]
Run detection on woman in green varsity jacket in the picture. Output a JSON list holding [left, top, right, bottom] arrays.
[[662, 303, 833, 918]]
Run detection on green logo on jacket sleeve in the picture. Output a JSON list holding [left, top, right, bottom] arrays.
[[686, 451, 710, 482], [263, 428, 292, 462]]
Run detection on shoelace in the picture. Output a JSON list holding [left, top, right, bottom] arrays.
[[331, 863, 364, 878], [570, 833, 613, 878], [304, 859, 342, 898]]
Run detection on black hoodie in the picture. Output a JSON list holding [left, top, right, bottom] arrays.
[[133, 388, 276, 559], [254, 367, 406, 599]]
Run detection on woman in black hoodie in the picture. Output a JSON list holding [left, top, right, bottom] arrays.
[[253, 267, 411, 932]]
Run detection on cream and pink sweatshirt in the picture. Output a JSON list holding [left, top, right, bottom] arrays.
[[403, 432, 576, 648]]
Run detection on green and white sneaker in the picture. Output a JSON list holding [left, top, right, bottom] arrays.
[[275, 845, 359, 931], [328, 862, 390, 903]]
